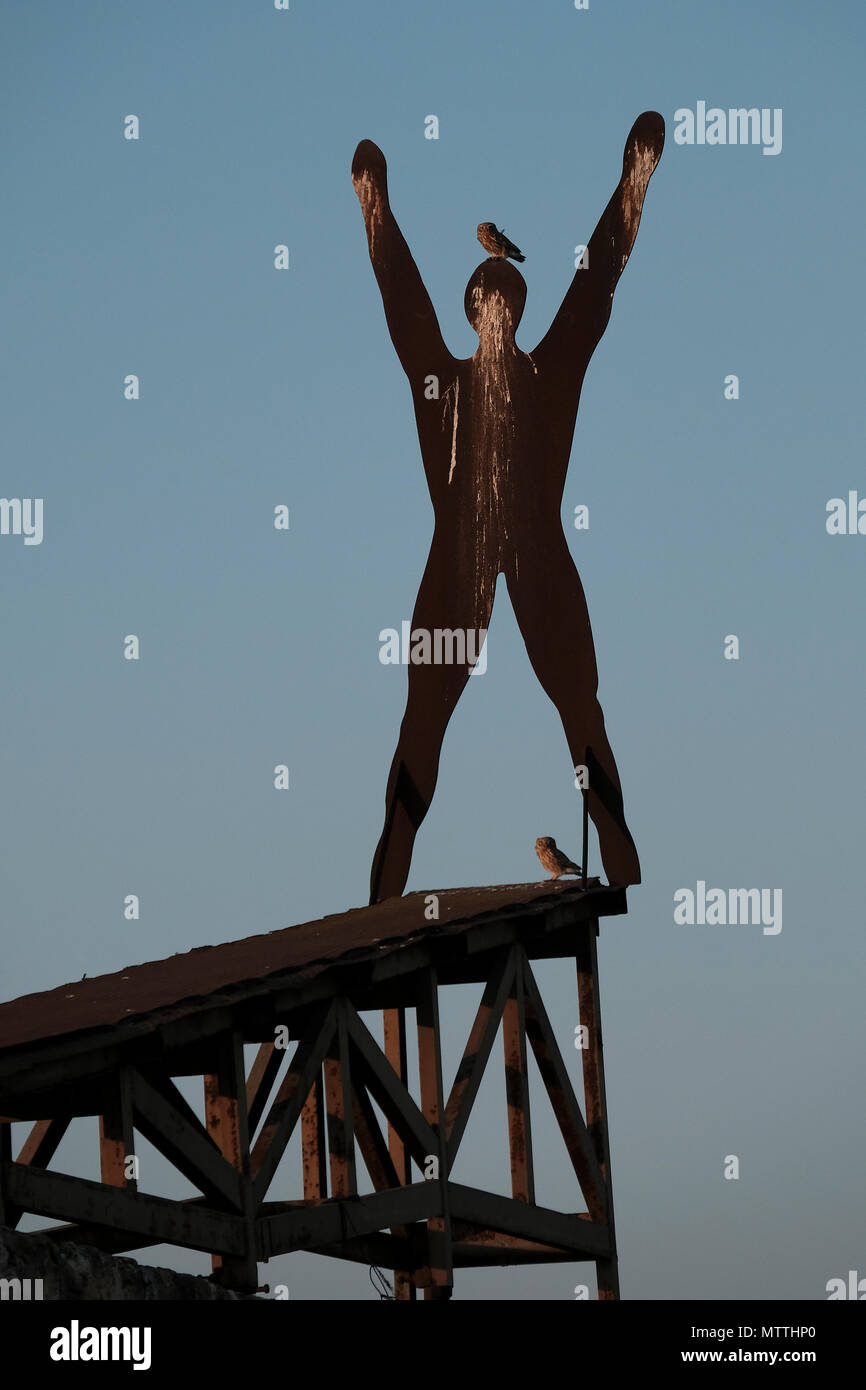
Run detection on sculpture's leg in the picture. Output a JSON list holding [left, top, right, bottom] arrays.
[[370, 552, 496, 903], [505, 540, 641, 886]]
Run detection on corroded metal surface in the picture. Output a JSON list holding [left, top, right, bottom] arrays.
[[353, 114, 664, 902], [0, 911, 622, 1298], [0, 880, 623, 1059]]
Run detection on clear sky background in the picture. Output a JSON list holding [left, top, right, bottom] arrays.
[[1, 0, 864, 1300]]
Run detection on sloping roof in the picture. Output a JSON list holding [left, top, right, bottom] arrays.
[[0, 881, 621, 1057]]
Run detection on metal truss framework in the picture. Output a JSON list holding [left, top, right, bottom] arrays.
[[0, 910, 620, 1300]]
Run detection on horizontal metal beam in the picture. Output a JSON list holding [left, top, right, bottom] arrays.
[[19, 1184, 612, 1272], [257, 1182, 442, 1259], [29, 1195, 227, 1256], [447, 1183, 611, 1259], [1, 1160, 246, 1256], [451, 1223, 574, 1255], [309, 1231, 576, 1272]]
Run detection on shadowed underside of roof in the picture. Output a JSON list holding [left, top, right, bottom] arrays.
[[0, 881, 623, 1058]]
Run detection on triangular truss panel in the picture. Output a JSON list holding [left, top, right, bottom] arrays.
[[0, 882, 625, 1298]]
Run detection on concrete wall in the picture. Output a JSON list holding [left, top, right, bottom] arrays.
[[0, 1225, 254, 1300]]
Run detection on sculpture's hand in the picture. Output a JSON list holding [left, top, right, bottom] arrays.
[[532, 112, 664, 380], [351, 139, 451, 381], [352, 139, 389, 208], [622, 111, 665, 184]]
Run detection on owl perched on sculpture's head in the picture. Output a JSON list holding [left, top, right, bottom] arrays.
[[477, 222, 525, 263]]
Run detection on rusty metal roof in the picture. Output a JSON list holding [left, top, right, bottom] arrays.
[[0, 881, 620, 1057]]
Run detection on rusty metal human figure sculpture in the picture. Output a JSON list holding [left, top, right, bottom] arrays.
[[353, 112, 664, 904]]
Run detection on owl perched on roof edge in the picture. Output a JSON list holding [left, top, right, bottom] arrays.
[[477, 222, 525, 262], [535, 836, 581, 879]]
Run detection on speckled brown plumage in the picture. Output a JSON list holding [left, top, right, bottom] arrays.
[[477, 222, 525, 262], [535, 836, 582, 879]]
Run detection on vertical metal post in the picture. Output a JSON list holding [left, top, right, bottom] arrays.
[[502, 948, 535, 1203], [576, 922, 619, 1299], [301, 1070, 327, 1199], [324, 999, 357, 1199], [416, 968, 453, 1299], [99, 1068, 136, 1191], [384, 1005, 415, 1299], [204, 1029, 258, 1293]]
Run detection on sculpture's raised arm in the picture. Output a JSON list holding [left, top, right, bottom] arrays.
[[351, 140, 451, 380], [532, 112, 664, 378]]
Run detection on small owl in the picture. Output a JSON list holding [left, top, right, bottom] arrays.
[[535, 836, 582, 880], [477, 222, 525, 263]]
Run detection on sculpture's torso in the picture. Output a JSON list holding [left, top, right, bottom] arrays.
[[412, 334, 583, 571]]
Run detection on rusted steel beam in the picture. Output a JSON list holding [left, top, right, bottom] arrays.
[[352, 1081, 400, 1191], [576, 925, 620, 1299], [521, 959, 607, 1223], [128, 1068, 243, 1210], [502, 950, 535, 1203], [575, 927, 611, 1178], [17, 1116, 71, 1167], [204, 1029, 258, 1293], [343, 1002, 438, 1166], [30, 1192, 238, 1255], [251, 1002, 336, 1207], [246, 1041, 283, 1135], [447, 1183, 611, 1259], [138, 1065, 222, 1136], [0, 1159, 246, 1255], [444, 946, 514, 1167], [383, 1006, 414, 1300], [100, 1068, 136, 1192], [383, 1008, 410, 1181], [324, 1001, 357, 1199], [204, 1034, 250, 1175], [451, 1224, 570, 1256], [2, 1115, 73, 1229], [256, 1180, 442, 1259], [416, 968, 453, 1299], [301, 1070, 327, 1200]]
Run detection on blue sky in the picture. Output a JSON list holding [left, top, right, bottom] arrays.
[[1, 0, 864, 1299]]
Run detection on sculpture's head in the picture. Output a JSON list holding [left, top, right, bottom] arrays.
[[464, 259, 526, 343]]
